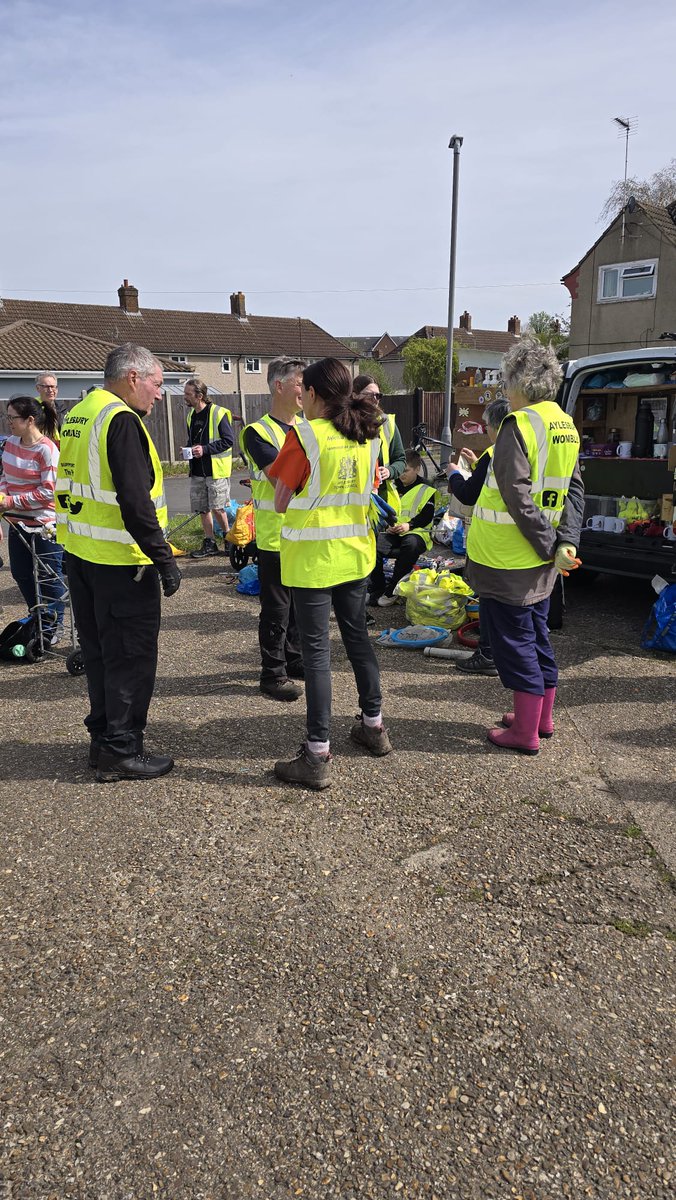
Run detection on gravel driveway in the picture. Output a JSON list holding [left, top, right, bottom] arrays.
[[1, 562, 674, 1199]]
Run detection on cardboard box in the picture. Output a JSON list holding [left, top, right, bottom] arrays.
[[661, 493, 674, 523], [669, 444, 676, 472]]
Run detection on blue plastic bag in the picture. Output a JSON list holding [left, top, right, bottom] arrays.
[[236, 563, 260, 595], [641, 583, 676, 653]]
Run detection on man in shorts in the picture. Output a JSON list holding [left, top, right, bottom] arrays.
[[182, 377, 234, 558]]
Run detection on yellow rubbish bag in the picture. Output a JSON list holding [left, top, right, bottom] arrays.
[[225, 500, 256, 546], [616, 495, 650, 521], [395, 568, 473, 631]]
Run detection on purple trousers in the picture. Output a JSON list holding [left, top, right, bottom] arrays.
[[479, 596, 558, 695]]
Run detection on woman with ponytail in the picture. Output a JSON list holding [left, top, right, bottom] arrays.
[[269, 358, 393, 789]]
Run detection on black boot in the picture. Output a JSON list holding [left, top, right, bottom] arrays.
[[96, 749, 174, 783], [190, 538, 219, 559]]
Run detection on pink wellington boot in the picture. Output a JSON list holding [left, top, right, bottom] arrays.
[[502, 686, 556, 739], [488, 692, 543, 755]]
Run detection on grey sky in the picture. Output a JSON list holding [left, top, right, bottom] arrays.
[[1, 0, 673, 337]]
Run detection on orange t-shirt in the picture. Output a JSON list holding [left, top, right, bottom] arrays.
[[267, 428, 310, 492]]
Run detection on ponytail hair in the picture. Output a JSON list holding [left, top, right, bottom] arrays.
[[8, 395, 58, 440], [303, 358, 382, 444]]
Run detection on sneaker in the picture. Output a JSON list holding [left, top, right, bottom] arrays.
[[350, 714, 393, 756], [377, 593, 399, 608], [96, 750, 174, 783], [367, 593, 382, 607], [274, 744, 332, 790], [190, 538, 219, 559], [456, 650, 499, 677], [260, 677, 302, 702], [47, 622, 65, 646], [365, 612, 375, 628]]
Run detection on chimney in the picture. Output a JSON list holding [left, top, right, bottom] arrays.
[[507, 315, 521, 336], [118, 279, 139, 313], [459, 310, 472, 332], [230, 291, 247, 318]]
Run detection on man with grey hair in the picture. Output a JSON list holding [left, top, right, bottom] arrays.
[[240, 356, 306, 701], [35, 371, 61, 429], [56, 342, 182, 782]]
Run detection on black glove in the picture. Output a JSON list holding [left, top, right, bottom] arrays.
[[159, 559, 182, 597]]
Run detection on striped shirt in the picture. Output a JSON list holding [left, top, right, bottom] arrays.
[[0, 435, 59, 528]]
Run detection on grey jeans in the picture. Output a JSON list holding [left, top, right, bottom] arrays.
[[292, 578, 382, 742]]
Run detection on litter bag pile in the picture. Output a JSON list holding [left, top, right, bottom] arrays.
[[395, 568, 473, 630]]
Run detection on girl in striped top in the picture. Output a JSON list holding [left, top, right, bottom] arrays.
[[0, 396, 66, 639]]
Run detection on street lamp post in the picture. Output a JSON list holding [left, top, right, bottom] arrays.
[[441, 134, 463, 467]]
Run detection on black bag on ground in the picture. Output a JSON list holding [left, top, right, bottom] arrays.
[[0, 615, 42, 662]]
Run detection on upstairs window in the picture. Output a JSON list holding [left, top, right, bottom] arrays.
[[598, 259, 658, 302], [221, 356, 231, 372], [171, 354, 188, 364], [245, 356, 261, 373]]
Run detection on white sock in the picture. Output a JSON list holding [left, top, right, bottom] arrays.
[[307, 739, 330, 757], [363, 712, 383, 728]]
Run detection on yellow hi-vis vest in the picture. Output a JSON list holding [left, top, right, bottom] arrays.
[[187, 403, 232, 477], [466, 400, 579, 571], [239, 413, 288, 552], [399, 482, 436, 552], [280, 418, 380, 588], [376, 410, 401, 517], [55, 388, 167, 566]]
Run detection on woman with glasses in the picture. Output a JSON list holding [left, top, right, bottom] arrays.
[[0, 397, 66, 641], [353, 375, 407, 606]]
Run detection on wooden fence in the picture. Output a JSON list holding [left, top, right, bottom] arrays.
[[0, 390, 453, 461]]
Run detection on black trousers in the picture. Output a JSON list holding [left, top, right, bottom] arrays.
[[257, 548, 302, 682], [65, 554, 161, 755], [369, 531, 427, 597], [292, 578, 382, 743]]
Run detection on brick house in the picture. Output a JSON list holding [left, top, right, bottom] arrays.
[[0, 284, 358, 400], [349, 313, 522, 391]]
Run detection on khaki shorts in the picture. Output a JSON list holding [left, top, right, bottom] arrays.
[[190, 476, 231, 513]]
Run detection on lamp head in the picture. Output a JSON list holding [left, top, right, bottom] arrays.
[[449, 135, 464, 150]]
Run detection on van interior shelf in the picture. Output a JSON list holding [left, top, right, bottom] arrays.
[[579, 382, 676, 397]]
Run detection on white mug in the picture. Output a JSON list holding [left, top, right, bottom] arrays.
[[603, 516, 625, 533], [617, 441, 632, 458], [181, 446, 193, 461], [664, 526, 676, 542], [585, 515, 604, 531]]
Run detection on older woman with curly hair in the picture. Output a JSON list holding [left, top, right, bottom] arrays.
[[465, 338, 584, 755]]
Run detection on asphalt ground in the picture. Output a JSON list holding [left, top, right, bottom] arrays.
[[0, 558, 674, 1199]]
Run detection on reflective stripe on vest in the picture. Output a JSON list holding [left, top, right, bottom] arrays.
[[55, 389, 167, 566], [187, 403, 232, 478], [399, 482, 436, 551], [466, 401, 579, 571], [239, 413, 288, 551], [378, 412, 395, 467], [280, 419, 379, 588]]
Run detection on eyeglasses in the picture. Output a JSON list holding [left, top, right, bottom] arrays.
[[7, 414, 24, 422], [359, 391, 382, 401], [38, 384, 57, 391]]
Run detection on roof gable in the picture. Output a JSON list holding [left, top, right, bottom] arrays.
[[0, 298, 358, 361], [0, 319, 183, 373], [562, 197, 676, 282]]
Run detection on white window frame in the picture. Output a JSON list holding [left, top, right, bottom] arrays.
[[597, 259, 658, 303], [244, 356, 261, 373], [221, 356, 231, 373], [170, 354, 188, 364]]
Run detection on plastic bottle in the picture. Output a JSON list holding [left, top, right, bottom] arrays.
[[654, 416, 669, 458], [10, 644, 26, 658], [633, 400, 653, 458], [452, 522, 466, 555]]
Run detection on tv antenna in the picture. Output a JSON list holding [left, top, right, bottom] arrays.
[[613, 116, 637, 244]]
